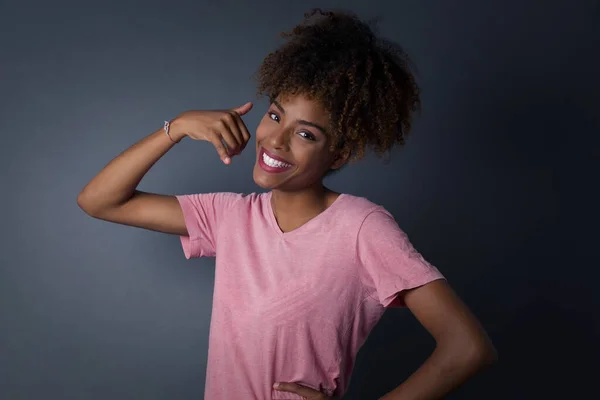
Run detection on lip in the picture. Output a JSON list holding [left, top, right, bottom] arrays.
[[258, 147, 294, 173], [261, 147, 292, 164]]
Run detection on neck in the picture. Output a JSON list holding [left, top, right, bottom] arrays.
[[270, 184, 338, 230]]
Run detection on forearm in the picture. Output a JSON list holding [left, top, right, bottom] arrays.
[[77, 121, 186, 214], [379, 342, 496, 400]]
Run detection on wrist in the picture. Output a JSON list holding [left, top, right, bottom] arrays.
[[168, 116, 187, 143]]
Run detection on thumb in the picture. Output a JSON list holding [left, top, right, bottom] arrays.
[[232, 101, 253, 116]]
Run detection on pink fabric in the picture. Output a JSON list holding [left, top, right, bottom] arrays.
[[176, 191, 444, 399]]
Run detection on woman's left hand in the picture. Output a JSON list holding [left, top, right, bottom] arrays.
[[273, 382, 334, 399]]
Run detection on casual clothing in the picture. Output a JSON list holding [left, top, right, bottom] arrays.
[[176, 191, 444, 399]]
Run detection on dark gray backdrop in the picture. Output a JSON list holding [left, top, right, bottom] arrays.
[[1, 0, 598, 399]]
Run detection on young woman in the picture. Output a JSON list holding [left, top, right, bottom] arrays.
[[77, 9, 496, 400]]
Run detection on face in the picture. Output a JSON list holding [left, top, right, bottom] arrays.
[[253, 94, 345, 191]]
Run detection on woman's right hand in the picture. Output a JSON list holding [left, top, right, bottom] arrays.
[[169, 101, 254, 164]]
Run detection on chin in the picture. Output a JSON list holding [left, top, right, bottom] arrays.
[[252, 176, 271, 190], [252, 164, 278, 189], [252, 163, 302, 191]]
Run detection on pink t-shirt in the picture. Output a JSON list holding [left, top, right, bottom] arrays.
[[176, 191, 444, 399]]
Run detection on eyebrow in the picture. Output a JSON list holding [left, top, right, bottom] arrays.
[[272, 100, 328, 135]]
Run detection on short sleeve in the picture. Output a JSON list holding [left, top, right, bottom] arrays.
[[175, 192, 240, 259], [357, 210, 445, 308]]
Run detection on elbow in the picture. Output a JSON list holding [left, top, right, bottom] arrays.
[[438, 334, 497, 374], [77, 191, 91, 214], [472, 340, 498, 369], [77, 190, 101, 217], [462, 337, 498, 372], [77, 191, 90, 213]]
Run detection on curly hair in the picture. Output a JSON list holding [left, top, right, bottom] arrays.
[[255, 8, 421, 163]]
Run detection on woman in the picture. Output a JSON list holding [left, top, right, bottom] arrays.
[[77, 9, 496, 400]]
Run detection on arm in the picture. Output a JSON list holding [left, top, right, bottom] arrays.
[[379, 279, 497, 400], [77, 125, 188, 235], [76, 102, 253, 235]]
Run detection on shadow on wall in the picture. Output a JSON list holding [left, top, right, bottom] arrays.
[[343, 292, 597, 399], [342, 62, 594, 398]]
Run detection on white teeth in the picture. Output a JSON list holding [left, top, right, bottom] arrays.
[[263, 152, 291, 168]]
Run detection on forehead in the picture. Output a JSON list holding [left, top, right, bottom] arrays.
[[274, 93, 330, 124]]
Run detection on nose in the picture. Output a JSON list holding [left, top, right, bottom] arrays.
[[268, 126, 291, 151]]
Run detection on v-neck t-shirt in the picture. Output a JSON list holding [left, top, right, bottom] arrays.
[[176, 191, 444, 399]]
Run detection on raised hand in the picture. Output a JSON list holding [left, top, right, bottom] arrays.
[[169, 101, 253, 164]]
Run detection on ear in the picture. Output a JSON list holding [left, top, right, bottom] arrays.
[[330, 148, 351, 170]]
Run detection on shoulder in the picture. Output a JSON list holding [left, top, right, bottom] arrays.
[[177, 191, 266, 212], [324, 193, 395, 239], [178, 191, 264, 202], [337, 193, 393, 221], [336, 194, 408, 242], [227, 191, 268, 208]]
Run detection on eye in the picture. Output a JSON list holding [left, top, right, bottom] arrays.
[[298, 131, 316, 141], [268, 111, 280, 122]]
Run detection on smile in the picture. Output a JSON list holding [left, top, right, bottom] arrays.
[[259, 148, 294, 173]]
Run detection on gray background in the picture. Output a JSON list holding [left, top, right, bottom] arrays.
[[1, 0, 598, 399]]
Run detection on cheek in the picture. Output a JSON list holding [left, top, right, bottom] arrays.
[[314, 148, 338, 172], [255, 118, 271, 143], [295, 143, 335, 170]]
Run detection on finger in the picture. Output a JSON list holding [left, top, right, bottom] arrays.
[[273, 382, 322, 398], [230, 111, 252, 150], [223, 113, 245, 154], [231, 101, 253, 116], [217, 122, 240, 155], [206, 132, 231, 164]]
